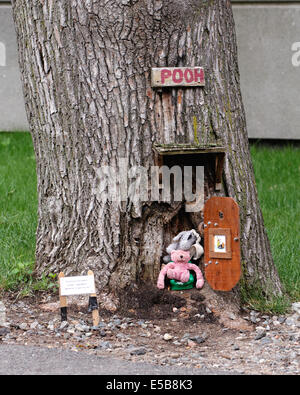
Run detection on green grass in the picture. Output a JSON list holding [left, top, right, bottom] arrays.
[[250, 143, 300, 305], [0, 132, 58, 295], [0, 132, 57, 294], [0, 133, 37, 290], [0, 132, 299, 309]]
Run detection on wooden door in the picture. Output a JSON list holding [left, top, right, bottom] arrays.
[[204, 197, 241, 291]]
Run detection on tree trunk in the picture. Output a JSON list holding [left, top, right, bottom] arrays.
[[11, 0, 282, 306]]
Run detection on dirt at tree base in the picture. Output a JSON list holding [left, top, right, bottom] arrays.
[[117, 284, 188, 320]]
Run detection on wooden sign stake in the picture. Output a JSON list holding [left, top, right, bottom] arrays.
[[58, 272, 68, 321], [88, 270, 100, 327]]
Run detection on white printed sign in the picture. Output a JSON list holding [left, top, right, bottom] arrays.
[[59, 275, 96, 296]]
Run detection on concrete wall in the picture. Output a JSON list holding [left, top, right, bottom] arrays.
[[0, 3, 27, 130], [0, 1, 300, 139], [232, 1, 300, 139]]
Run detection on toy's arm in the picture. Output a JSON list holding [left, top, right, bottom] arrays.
[[188, 263, 204, 289], [157, 263, 174, 289]]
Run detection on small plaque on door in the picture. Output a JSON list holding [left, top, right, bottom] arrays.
[[208, 228, 232, 259]]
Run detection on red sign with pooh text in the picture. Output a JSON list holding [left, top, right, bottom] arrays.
[[151, 67, 205, 87]]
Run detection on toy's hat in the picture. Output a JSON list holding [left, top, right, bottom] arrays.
[[190, 243, 204, 260]]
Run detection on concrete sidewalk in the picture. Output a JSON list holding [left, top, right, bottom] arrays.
[[0, 344, 234, 375]]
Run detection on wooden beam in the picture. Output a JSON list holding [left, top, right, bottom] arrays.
[[215, 152, 225, 191], [58, 272, 67, 321], [153, 143, 225, 156], [88, 270, 100, 327]]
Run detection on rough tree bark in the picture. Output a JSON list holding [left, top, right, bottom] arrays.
[[11, 0, 282, 307]]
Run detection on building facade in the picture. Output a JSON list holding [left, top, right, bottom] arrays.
[[0, 0, 299, 139]]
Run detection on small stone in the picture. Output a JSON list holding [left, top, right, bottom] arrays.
[[77, 323, 85, 331], [140, 331, 151, 338], [190, 335, 206, 344], [30, 321, 39, 330], [97, 341, 112, 349], [0, 327, 10, 336], [291, 302, 300, 315], [91, 322, 105, 331], [130, 348, 147, 356], [19, 323, 28, 330], [0, 302, 6, 326], [163, 333, 173, 341], [116, 333, 128, 340], [187, 340, 196, 348], [250, 310, 259, 317], [233, 344, 240, 350], [255, 330, 266, 340], [285, 315, 297, 326], [59, 321, 69, 330], [120, 323, 128, 329], [260, 337, 272, 345]]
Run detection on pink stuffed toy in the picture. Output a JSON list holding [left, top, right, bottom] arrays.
[[157, 250, 204, 290]]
